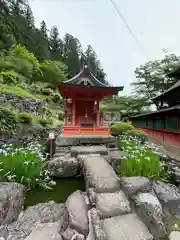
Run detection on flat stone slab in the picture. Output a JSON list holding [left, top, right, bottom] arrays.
[[96, 191, 131, 219], [81, 155, 120, 193], [121, 176, 152, 196], [56, 135, 115, 147], [71, 146, 108, 156], [102, 213, 153, 240]]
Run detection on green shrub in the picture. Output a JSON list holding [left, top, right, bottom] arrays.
[[40, 106, 52, 118], [110, 122, 134, 136], [0, 142, 55, 190], [18, 112, 33, 124], [41, 88, 53, 96], [51, 93, 61, 103], [38, 118, 52, 127], [126, 129, 148, 143], [0, 107, 17, 133]]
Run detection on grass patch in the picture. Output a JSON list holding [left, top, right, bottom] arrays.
[[0, 83, 42, 100]]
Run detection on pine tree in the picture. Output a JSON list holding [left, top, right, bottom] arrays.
[[63, 33, 82, 78], [49, 26, 63, 61], [40, 21, 48, 39]]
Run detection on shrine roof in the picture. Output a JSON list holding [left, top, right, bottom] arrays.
[[60, 65, 123, 90], [130, 105, 180, 119], [152, 68, 180, 102], [152, 80, 180, 102]]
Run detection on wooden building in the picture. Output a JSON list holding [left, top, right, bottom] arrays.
[[130, 71, 180, 146], [58, 65, 123, 136]]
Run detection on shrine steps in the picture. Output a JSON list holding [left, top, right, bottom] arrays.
[[56, 134, 116, 147]]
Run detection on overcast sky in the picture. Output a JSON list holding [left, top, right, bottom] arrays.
[[30, 0, 180, 94]]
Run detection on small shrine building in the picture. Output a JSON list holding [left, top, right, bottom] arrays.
[[130, 70, 180, 146], [58, 65, 123, 136]]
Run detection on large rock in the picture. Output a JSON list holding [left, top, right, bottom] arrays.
[[134, 192, 167, 238], [7, 201, 68, 239], [66, 190, 89, 236], [25, 222, 62, 240], [153, 181, 180, 215], [121, 176, 152, 196], [81, 155, 120, 193], [48, 155, 80, 178], [96, 191, 131, 219], [0, 182, 25, 225], [102, 213, 153, 240], [169, 231, 180, 240]]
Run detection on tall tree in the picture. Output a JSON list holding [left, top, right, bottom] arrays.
[[49, 26, 63, 61], [40, 20, 48, 39], [132, 53, 180, 99], [84, 45, 107, 84], [63, 33, 82, 78]]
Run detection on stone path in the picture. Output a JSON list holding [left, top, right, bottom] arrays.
[[78, 150, 154, 240], [47, 144, 180, 240]]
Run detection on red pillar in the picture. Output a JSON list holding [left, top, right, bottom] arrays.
[[72, 99, 76, 126], [96, 100, 100, 127]]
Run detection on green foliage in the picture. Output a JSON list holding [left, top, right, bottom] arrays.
[[38, 117, 52, 127], [126, 129, 148, 143], [38, 60, 67, 84], [117, 135, 168, 181], [131, 53, 180, 99], [51, 93, 61, 103], [41, 87, 53, 96], [0, 107, 17, 133], [110, 122, 134, 136], [18, 112, 33, 124], [0, 83, 39, 99], [0, 142, 54, 190]]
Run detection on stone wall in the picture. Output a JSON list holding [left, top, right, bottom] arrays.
[[0, 92, 48, 115]]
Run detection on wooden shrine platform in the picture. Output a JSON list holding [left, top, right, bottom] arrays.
[[61, 126, 110, 136]]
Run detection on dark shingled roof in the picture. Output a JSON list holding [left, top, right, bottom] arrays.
[[152, 79, 180, 101], [130, 105, 180, 119], [63, 65, 123, 90]]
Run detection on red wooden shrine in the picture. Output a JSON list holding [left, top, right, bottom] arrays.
[[58, 65, 123, 136]]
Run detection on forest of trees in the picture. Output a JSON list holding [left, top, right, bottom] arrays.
[[0, 0, 107, 83], [1, 0, 180, 120]]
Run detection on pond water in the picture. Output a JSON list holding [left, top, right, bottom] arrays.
[[24, 177, 85, 208]]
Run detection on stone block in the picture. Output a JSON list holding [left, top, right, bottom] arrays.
[[121, 176, 152, 196], [102, 213, 153, 240], [96, 191, 131, 219]]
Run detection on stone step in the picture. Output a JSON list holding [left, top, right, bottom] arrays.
[[56, 135, 115, 147], [102, 213, 153, 240], [95, 191, 131, 219], [70, 146, 108, 157], [80, 155, 120, 193]]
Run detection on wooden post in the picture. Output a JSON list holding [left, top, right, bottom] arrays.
[[96, 100, 100, 127], [72, 99, 76, 126]]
